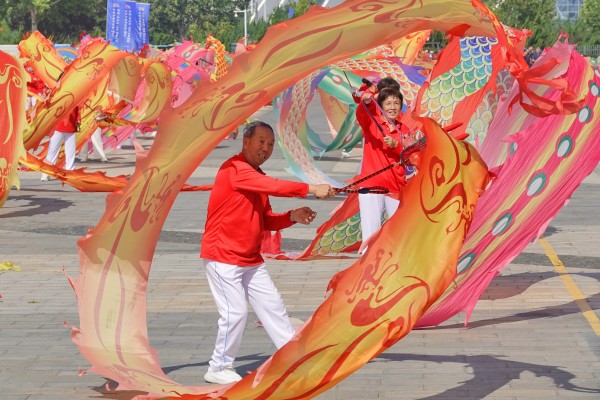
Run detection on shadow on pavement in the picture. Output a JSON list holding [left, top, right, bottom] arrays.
[[424, 280, 600, 331], [90, 379, 147, 399], [236, 353, 270, 374], [159, 353, 269, 377], [541, 225, 561, 238], [92, 351, 600, 399], [0, 193, 72, 218], [162, 361, 208, 375], [375, 353, 600, 399]]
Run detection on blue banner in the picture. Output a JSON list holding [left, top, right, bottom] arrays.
[[121, 0, 138, 51], [106, 0, 149, 52], [135, 3, 150, 50], [106, 0, 123, 48]]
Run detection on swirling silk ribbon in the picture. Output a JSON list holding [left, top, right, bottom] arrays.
[[18, 30, 66, 89], [22, 38, 129, 151], [417, 38, 600, 328], [178, 118, 489, 400], [17, 33, 175, 190], [68, 0, 500, 397], [0, 52, 27, 207]]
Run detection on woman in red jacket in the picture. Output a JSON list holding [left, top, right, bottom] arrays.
[[355, 87, 409, 251]]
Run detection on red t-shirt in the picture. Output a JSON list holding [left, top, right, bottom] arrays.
[[26, 69, 47, 95], [355, 100, 408, 194], [27, 77, 46, 95], [54, 107, 80, 133], [200, 153, 309, 266]]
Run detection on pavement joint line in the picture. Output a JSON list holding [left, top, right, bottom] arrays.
[[539, 237, 600, 336]]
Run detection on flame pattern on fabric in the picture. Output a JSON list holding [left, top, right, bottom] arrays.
[[68, 1, 500, 397], [0, 52, 27, 207], [1, 1, 596, 399], [417, 39, 600, 327]]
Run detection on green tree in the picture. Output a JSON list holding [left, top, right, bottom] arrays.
[[578, 0, 600, 46], [249, 0, 317, 42], [487, 0, 558, 48], [39, 0, 106, 43], [0, 19, 21, 44], [190, 20, 238, 46], [3, 0, 105, 43], [292, 0, 318, 15], [6, 0, 61, 33], [425, 30, 448, 52], [148, 0, 246, 45], [558, 18, 584, 47]]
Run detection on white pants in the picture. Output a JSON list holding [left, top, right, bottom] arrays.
[[26, 96, 37, 111], [44, 130, 77, 170], [204, 259, 295, 371], [117, 130, 137, 148], [359, 193, 400, 246], [79, 128, 107, 161]]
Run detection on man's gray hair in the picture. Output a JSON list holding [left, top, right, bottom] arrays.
[[242, 121, 274, 138]]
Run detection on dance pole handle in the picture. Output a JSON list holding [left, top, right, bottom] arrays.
[[334, 185, 390, 194], [333, 136, 426, 195]]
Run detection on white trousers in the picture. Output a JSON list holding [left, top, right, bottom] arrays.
[[79, 127, 107, 161], [26, 96, 37, 111], [117, 130, 138, 149], [204, 259, 295, 371], [359, 193, 400, 246], [44, 130, 77, 170]]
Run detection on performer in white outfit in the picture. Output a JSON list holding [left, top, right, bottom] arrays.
[[41, 106, 80, 181], [79, 127, 108, 162], [200, 121, 334, 385]]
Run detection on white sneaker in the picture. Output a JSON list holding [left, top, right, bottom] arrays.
[[341, 150, 352, 158], [40, 174, 49, 181], [204, 366, 242, 384]]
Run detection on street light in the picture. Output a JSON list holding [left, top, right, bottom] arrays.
[[234, 8, 249, 46]]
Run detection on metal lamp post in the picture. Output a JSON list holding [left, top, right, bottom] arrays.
[[234, 8, 249, 46]]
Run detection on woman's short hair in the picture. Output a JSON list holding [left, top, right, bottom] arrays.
[[242, 121, 274, 138], [377, 77, 400, 91], [377, 87, 403, 109]]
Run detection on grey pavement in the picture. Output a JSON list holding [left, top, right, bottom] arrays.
[[0, 105, 599, 399]]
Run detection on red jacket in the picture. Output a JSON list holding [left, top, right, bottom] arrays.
[[26, 76, 46, 95], [54, 107, 80, 133], [355, 100, 408, 194], [200, 153, 309, 266]]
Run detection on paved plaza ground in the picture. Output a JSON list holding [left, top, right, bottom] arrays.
[[0, 106, 599, 399]]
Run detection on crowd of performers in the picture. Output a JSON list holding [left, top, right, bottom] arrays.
[[19, 32, 231, 185], [26, 69, 110, 181]]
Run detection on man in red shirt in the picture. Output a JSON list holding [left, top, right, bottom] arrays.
[[201, 121, 333, 385]]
